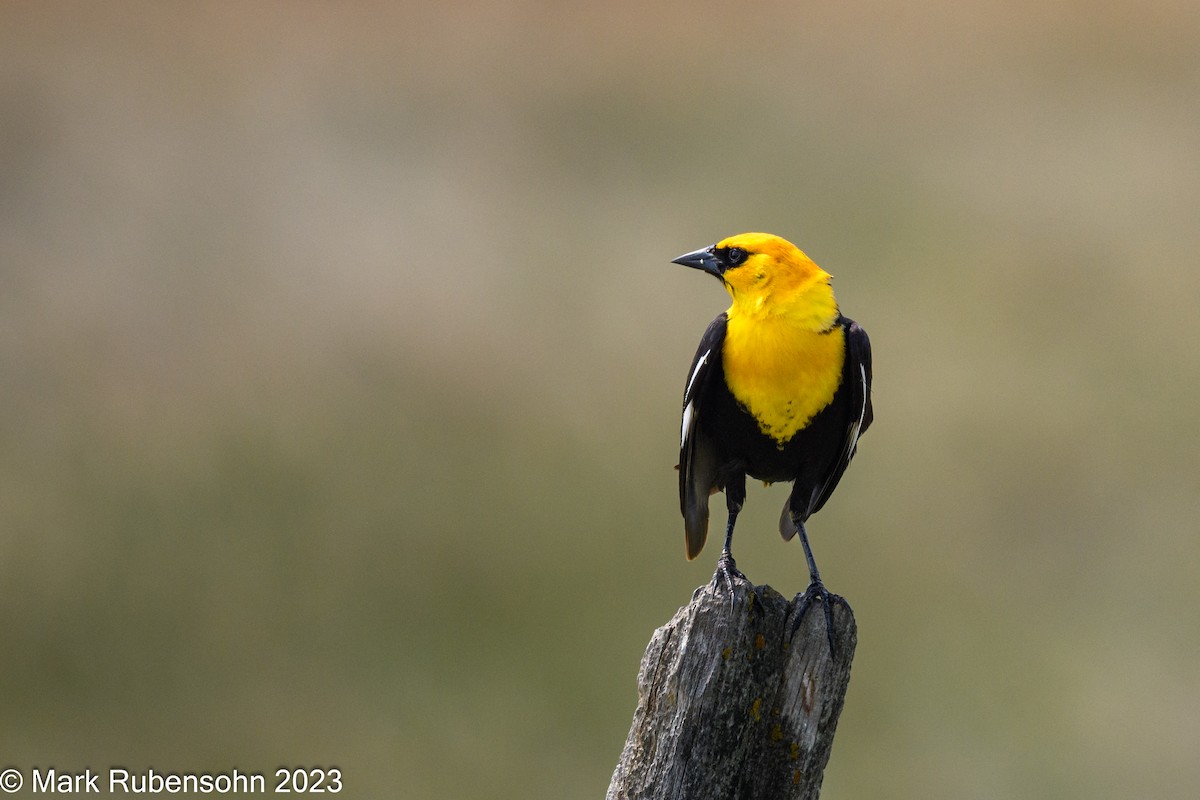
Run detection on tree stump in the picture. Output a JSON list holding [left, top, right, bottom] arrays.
[[607, 573, 856, 800]]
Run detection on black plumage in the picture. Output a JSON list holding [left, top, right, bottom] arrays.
[[680, 314, 873, 560]]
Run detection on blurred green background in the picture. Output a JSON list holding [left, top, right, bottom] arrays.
[[2, 2, 1198, 798]]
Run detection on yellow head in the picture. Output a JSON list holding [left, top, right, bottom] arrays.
[[673, 232, 839, 330]]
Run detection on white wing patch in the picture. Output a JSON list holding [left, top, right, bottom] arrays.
[[686, 351, 709, 399], [681, 350, 710, 448], [845, 362, 868, 459]]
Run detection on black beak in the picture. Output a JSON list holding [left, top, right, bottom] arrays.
[[672, 245, 722, 278]]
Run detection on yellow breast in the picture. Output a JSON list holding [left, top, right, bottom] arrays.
[[722, 314, 845, 445]]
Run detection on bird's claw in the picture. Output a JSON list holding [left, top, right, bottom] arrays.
[[792, 579, 842, 654], [712, 551, 747, 609]]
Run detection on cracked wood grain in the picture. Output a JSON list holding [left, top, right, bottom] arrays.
[[607, 574, 856, 800]]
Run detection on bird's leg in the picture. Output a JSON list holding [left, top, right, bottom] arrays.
[[713, 473, 748, 604], [714, 506, 744, 596], [793, 520, 840, 654]]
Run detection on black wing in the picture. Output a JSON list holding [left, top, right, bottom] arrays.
[[679, 314, 726, 559], [842, 317, 873, 458], [780, 317, 873, 537]]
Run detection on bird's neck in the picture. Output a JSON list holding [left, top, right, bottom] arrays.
[[726, 275, 839, 332]]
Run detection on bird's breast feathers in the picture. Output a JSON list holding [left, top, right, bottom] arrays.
[[721, 314, 845, 444]]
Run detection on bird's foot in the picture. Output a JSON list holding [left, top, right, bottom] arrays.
[[712, 550, 745, 592], [711, 550, 749, 609], [791, 579, 844, 655], [702, 552, 770, 615]]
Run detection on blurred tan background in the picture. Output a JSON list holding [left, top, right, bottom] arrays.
[[2, 2, 1198, 798]]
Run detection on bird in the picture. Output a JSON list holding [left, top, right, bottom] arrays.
[[673, 232, 873, 642]]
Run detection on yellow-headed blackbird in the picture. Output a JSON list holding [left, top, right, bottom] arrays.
[[674, 232, 873, 632]]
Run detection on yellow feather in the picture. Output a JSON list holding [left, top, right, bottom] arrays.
[[716, 233, 845, 444]]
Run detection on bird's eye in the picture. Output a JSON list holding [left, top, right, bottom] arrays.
[[726, 247, 747, 265]]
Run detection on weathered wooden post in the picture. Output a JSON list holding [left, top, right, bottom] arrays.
[[607, 573, 856, 800]]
